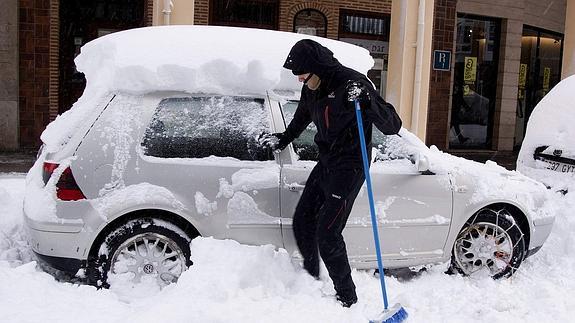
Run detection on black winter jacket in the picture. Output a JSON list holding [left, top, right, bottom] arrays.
[[282, 40, 402, 170]]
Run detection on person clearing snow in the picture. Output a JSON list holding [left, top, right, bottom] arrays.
[[260, 39, 402, 307]]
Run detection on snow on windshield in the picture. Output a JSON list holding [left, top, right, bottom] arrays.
[[517, 75, 575, 190], [41, 26, 374, 153]]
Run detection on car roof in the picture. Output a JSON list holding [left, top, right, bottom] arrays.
[[75, 25, 375, 96]]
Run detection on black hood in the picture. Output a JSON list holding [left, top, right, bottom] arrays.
[[283, 39, 342, 79]]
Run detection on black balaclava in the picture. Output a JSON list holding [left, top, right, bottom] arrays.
[[283, 39, 342, 80]]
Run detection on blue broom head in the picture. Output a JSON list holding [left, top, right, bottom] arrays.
[[369, 303, 408, 323]]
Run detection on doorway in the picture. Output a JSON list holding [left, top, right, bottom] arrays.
[[59, 0, 147, 114], [514, 26, 564, 150], [450, 14, 501, 149]]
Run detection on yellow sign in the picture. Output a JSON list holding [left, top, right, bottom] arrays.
[[543, 67, 551, 90], [463, 84, 471, 96], [519, 64, 527, 88], [464, 57, 477, 83]]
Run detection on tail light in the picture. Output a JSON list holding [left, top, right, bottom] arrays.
[[42, 162, 86, 201]]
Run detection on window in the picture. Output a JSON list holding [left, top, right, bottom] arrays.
[[450, 14, 501, 149], [281, 101, 319, 161], [142, 96, 273, 161], [281, 101, 394, 162], [293, 9, 327, 37], [210, 0, 279, 30], [339, 10, 390, 41]]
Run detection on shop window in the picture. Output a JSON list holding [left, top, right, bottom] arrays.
[[211, 0, 279, 30], [450, 14, 501, 149], [293, 9, 327, 37], [339, 10, 389, 41], [514, 26, 563, 149]]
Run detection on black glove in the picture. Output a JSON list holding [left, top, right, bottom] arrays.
[[258, 132, 291, 153], [345, 81, 371, 103]]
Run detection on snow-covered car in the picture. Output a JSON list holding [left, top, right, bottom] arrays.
[[24, 26, 555, 289], [518, 75, 575, 194]]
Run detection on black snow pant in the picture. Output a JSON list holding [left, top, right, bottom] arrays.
[[292, 162, 365, 300]]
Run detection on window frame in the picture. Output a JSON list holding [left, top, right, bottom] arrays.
[[293, 8, 327, 38], [338, 9, 390, 41]]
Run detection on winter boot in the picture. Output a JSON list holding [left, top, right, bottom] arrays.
[[336, 292, 358, 308]]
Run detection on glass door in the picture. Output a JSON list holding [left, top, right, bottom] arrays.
[[450, 14, 501, 149], [514, 27, 563, 150]]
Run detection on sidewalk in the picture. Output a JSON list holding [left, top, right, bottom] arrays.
[[0, 151, 36, 173]]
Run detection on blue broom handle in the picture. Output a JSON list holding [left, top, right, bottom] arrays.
[[354, 100, 389, 310]]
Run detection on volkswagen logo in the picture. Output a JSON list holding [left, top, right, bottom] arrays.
[[143, 264, 154, 274]]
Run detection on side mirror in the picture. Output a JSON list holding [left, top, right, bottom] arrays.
[[416, 154, 432, 174]]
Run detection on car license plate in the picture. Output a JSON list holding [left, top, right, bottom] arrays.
[[542, 158, 575, 173]]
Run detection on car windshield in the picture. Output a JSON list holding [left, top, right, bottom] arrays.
[[142, 96, 273, 161]]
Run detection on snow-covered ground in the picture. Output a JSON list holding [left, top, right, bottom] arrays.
[[1, 172, 574, 323]]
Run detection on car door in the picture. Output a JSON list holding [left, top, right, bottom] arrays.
[[138, 93, 283, 247], [278, 101, 453, 267]]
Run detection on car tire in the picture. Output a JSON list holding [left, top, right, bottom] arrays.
[[449, 207, 526, 279], [87, 217, 194, 288]]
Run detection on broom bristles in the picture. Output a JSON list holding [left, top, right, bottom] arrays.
[[369, 303, 408, 323]]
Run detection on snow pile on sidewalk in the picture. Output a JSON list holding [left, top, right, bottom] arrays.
[[1, 174, 574, 322], [0, 175, 33, 266]]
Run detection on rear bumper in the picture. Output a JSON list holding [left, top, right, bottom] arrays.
[[25, 220, 89, 260]]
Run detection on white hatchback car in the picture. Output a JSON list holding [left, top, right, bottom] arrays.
[[24, 26, 555, 288]]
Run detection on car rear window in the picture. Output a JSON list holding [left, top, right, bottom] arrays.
[[142, 96, 273, 161]]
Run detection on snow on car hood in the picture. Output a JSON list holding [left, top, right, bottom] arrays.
[[40, 26, 374, 153], [517, 75, 575, 190], [382, 129, 554, 221]]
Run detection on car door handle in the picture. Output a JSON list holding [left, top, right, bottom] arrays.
[[287, 182, 306, 192]]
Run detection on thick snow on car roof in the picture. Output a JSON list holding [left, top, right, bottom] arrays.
[[517, 74, 575, 188], [41, 26, 374, 153], [75, 25, 374, 95]]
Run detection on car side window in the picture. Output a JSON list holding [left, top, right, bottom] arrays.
[[281, 100, 404, 162], [142, 96, 273, 161], [281, 100, 319, 161]]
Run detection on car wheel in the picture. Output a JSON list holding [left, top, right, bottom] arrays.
[[450, 207, 526, 279], [90, 218, 194, 288]]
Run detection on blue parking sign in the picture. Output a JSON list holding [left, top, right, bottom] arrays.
[[433, 50, 451, 71]]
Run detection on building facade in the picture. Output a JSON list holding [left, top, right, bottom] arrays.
[[429, 0, 566, 165], [0, 0, 570, 169]]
